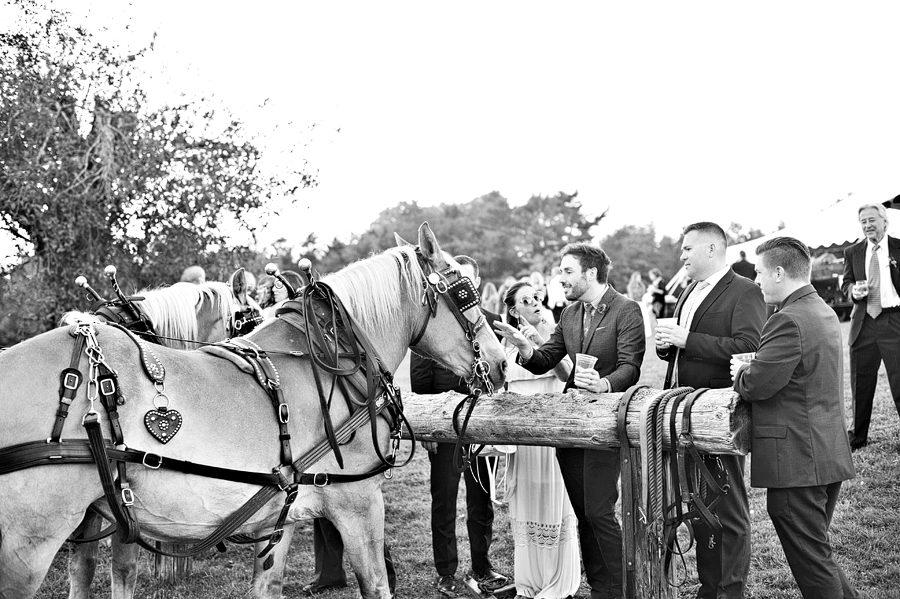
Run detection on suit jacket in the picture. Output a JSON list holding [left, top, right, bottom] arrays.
[[522, 286, 644, 392], [411, 310, 502, 394], [841, 235, 900, 346], [657, 269, 766, 389], [733, 285, 855, 488]]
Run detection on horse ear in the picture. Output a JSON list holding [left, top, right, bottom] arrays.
[[394, 232, 413, 247], [417, 222, 445, 264], [229, 268, 248, 304]]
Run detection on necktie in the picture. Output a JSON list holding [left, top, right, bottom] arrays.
[[868, 245, 882, 319], [582, 304, 596, 343]]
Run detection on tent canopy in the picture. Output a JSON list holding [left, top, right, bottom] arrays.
[[667, 191, 900, 293]]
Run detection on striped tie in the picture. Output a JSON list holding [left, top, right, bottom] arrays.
[[868, 246, 882, 319], [583, 304, 595, 343]]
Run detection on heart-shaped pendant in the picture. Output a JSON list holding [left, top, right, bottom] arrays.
[[144, 408, 183, 444]]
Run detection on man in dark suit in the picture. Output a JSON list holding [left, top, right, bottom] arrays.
[[496, 243, 645, 599], [655, 222, 765, 599], [732, 237, 862, 599], [413, 255, 508, 598], [842, 203, 900, 450], [731, 250, 756, 280]]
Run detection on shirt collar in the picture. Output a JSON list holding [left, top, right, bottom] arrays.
[[696, 265, 730, 289], [583, 284, 609, 309]]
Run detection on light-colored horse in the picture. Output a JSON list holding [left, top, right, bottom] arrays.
[[61, 275, 262, 599], [0, 223, 507, 599]]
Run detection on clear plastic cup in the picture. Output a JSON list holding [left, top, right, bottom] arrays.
[[854, 280, 869, 296], [575, 353, 598, 372], [732, 352, 756, 365]]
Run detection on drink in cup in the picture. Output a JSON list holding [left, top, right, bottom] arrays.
[[854, 280, 869, 297], [575, 353, 598, 373], [732, 352, 756, 365]]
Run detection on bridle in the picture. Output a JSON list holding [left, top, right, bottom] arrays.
[[409, 249, 493, 395]]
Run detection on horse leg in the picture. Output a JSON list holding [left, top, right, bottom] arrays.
[[0, 527, 74, 599], [250, 523, 296, 599], [109, 536, 139, 599], [67, 513, 102, 599], [328, 486, 391, 599]]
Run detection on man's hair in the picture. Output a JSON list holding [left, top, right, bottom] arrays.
[[755, 236, 811, 280], [648, 267, 661, 278], [858, 203, 889, 221], [453, 255, 479, 280], [683, 222, 728, 247], [560, 243, 611, 283], [739, 250, 747, 259]]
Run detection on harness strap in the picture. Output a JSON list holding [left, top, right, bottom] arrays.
[[51, 330, 87, 442], [616, 385, 646, 582], [678, 389, 726, 532], [84, 413, 140, 544]]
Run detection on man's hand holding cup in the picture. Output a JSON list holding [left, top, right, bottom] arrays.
[[852, 280, 869, 301]]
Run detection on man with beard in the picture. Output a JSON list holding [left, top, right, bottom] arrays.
[[496, 243, 645, 599]]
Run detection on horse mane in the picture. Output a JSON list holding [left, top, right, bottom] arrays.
[[325, 246, 423, 330], [60, 282, 235, 350]]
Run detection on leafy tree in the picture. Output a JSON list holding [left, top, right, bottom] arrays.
[[0, 2, 312, 342]]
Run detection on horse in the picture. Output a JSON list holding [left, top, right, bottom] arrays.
[[60, 270, 264, 599], [0, 222, 507, 599]]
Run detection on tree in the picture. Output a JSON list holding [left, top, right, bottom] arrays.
[[0, 3, 312, 342]]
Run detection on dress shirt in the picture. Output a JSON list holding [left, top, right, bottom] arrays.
[[866, 240, 900, 309], [679, 265, 731, 330]]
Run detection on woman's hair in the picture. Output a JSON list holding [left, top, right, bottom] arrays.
[[503, 281, 532, 329]]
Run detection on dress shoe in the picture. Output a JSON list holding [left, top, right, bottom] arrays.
[[469, 567, 509, 592], [434, 574, 464, 597], [301, 580, 348, 596]]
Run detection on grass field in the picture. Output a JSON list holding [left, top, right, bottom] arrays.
[[31, 321, 900, 598]]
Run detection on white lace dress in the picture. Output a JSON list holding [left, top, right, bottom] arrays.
[[504, 346, 581, 598]]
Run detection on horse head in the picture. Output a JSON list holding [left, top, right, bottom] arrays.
[[395, 222, 508, 392]]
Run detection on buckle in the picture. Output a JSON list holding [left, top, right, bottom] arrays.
[[142, 453, 162, 469], [278, 403, 290, 424], [269, 528, 284, 544], [99, 378, 116, 396], [63, 372, 81, 390], [121, 487, 135, 506], [312, 472, 329, 487]]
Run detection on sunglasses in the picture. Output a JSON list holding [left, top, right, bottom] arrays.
[[518, 294, 543, 306]]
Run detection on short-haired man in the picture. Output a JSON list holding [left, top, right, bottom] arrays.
[[655, 222, 765, 599], [180, 265, 206, 284], [732, 237, 861, 599], [842, 203, 900, 450], [731, 250, 756, 280], [496, 243, 645, 599]]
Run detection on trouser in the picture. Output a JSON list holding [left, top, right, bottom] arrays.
[[309, 517, 396, 592], [556, 447, 622, 599], [429, 443, 495, 576], [849, 311, 900, 445], [693, 454, 751, 599], [767, 482, 860, 599]]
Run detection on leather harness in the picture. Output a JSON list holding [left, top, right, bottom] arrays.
[[0, 249, 492, 566]]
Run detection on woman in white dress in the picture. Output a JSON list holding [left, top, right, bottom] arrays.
[[502, 281, 581, 599]]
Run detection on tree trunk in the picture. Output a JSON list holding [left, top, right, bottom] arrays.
[[401, 386, 749, 455]]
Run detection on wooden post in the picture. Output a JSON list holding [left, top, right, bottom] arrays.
[[153, 542, 191, 588], [401, 385, 746, 599]]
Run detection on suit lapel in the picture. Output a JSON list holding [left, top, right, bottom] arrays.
[[673, 281, 697, 321], [889, 236, 900, 292], [691, 271, 734, 328]]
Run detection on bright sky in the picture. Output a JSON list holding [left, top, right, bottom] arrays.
[[36, 2, 900, 250]]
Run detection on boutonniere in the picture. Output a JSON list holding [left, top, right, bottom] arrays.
[[598, 303, 608, 316], [890, 256, 897, 269]]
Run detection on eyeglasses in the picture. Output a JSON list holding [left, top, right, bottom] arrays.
[[518, 294, 543, 306]]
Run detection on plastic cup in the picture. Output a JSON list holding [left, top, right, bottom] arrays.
[[732, 352, 756, 365], [854, 280, 869, 296], [575, 353, 598, 372], [656, 317, 677, 328]]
